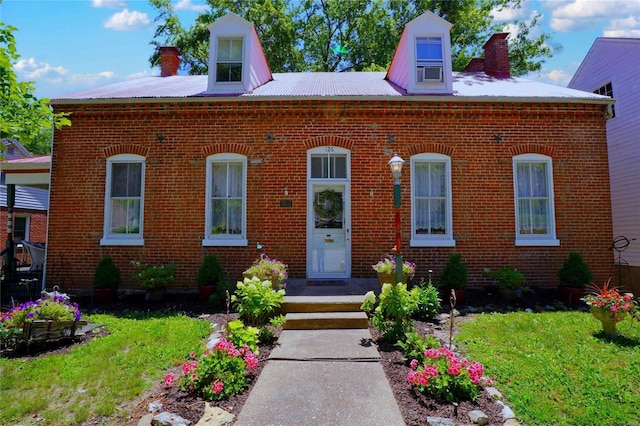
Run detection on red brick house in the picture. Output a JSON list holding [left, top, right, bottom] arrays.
[[48, 12, 613, 293]]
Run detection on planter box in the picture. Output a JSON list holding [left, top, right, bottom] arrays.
[[22, 320, 88, 343]]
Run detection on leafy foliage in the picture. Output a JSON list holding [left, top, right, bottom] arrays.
[[395, 330, 440, 364], [197, 254, 223, 286], [0, 22, 70, 153], [243, 253, 288, 289], [148, 0, 556, 77], [484, 266, 527, 290], [231, 276, 285, 326], [93, 256, 121, 289], [226, 319, 260, 353], [132, 262, 176, 290], [362, 283, 419, 342], [558, 252, 593, 288], [414, 277, 441, 321], [439, 253, 468, 290]]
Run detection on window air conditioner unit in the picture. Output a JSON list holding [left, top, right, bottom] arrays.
[[417, 66, 443, 82]]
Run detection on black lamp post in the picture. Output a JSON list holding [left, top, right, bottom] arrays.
[[388, 154, 405, 284]]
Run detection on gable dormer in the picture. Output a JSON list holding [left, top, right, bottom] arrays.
[[386, 11, 453, 95], [207, 13, 272, 94]]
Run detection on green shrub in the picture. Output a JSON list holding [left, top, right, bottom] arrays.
[[363, 283, 419, 342], [414, 277, 441, 320], [132, 262, 176, 290], [209, 281, 235, 307], [226, 319, 259, 353], [258, 315, 286, 345], [396, 331, 440, 364], [197, 255, 223, 286], [439, 253, 468, 290], [93, 256, 121, 289], [484, 267, 527, 290], [231, 276, 285, 326], [558, 252, 593, 288]]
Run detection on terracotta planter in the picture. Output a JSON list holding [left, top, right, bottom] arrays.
[[442, 288, 466, 306], [93, 287, 117, 304], [558, 286, 586, 306], [590, 306, 627, 338], [198, 285, 216, 303]]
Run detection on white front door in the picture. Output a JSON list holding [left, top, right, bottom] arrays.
[[307, 148, 350, 278]]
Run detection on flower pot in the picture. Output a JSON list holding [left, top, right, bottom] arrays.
[[198, 285, 216, 303], [590, 306, 627, 338], [93, 287, 117, 304], [377, 272, 409, 287], [442, 288, 466, 306], [558, 286, 586, 306]]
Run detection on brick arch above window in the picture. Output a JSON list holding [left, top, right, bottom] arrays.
[[407, 143, 454, 157], [509, 144, 555, 157], [202, 143, 251, 157], [304, 136, 354, 150], [102, 145, 149, 158]]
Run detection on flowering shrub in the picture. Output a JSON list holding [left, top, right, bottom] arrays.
[[232, 276, 286, 327], [168, 337, 259, 401], [362, 283, 419, 342], [583, 279, 640, 322], [408, 347, 485, 402], [132, 262, 176, 290], [243, 254, 288, 289], [0, 296, 82, 347], [372, 256, 415, 279]]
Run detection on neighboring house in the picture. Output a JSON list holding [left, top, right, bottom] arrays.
[[0, 139, 49, 267], [569, 37, 640, 295], [48, 12, 614, 293]]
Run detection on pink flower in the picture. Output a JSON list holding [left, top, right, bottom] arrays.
[[163, 373, 175, 388], [212, 379, 224, 394], [190, 351, 196, 359], [244, 351, 259, 370], [182, 360, 198, 375], [410, 359, 419, 370]]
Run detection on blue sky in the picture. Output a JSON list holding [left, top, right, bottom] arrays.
[[1, 0, 639, 99]]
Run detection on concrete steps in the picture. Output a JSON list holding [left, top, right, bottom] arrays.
[[281, 295, 369, 330]]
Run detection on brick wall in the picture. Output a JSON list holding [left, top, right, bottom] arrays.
[[49, 99, 613, 291]]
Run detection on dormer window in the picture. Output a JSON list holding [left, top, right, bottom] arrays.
[[216, 38, 243, 83], [416, 37, 443, 83]]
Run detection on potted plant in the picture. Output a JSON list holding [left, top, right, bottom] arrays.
[[132, 262, 176, 301], [438, 253, 468, 305], [197, 254, 223, 302], [584, 278, 640, 338], [372, 256, 416, 287], [243, 254, 288, 289], [93, 256, 121, 304], [484, 267, 528, 301], [557, 252, 593, 306]]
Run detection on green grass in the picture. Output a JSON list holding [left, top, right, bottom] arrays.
[[0, 313, 210, 425], [456, 310, 640, 426]]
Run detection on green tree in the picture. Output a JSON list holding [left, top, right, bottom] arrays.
[[0, 21, 70, 155], [149, 0, 557, 77]]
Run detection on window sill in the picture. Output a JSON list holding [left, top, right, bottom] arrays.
[[202, 238, 248, 247], [515, 238, 560, 247], [100, 238, 144, 246], [410, 238, 456, 247]]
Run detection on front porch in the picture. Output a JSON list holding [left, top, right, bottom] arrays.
[[283, 278, 379, 296]]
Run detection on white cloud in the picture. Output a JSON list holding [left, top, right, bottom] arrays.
[[546, 0, 640, 32], [174, 0, 209, 12], [92, 0, 127, 8], [604, 15, 640, 37], [544, 69, 573, 86], [491, 5, 527, 22], [104, 9, 151, 31]]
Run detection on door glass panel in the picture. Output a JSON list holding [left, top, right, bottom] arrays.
[[311, 186, 345, 275]]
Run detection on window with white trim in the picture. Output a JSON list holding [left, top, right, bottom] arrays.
[[203, 154, 247, 246], [410, 154, 455, 247], [216, 38, 243, 83], [513, 154, 559, 246], [416, 36, 443, 83], [101, 154, 145, 246], [594, 82, 615, 118]]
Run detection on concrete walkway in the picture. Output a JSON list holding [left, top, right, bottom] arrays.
[[234, 328, 405, 425]]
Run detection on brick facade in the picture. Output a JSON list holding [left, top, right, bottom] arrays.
[[48, 99, 612, 291], [0, 207, 47, 263]]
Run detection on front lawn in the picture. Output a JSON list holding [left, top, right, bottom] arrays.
[[456, 311, 640, 426], [0, 313, 210, 425]]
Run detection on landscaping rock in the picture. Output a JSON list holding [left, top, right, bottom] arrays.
[[152, 411, 191, 426], [426, 417, 454, 426], [137, 413, 154, 426], [148, 401, 163, 413], [195, 403, 234, 425], [485, 386, 503, 400], [498, 401, 516, 420], [503, 419, 522, 426], [469, 409, 489, 425]]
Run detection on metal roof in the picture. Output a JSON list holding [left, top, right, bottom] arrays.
[[52, 71, 611, 104]]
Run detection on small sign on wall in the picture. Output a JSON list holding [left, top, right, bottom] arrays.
[[280, 199, 293, 208]]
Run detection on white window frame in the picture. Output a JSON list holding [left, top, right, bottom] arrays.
[[214, 36, 245, 88], [410, 153, 455, 247], [203, 153, 248, 247], [100, 154, 145, 246], [415, 36, 444, 84], [513, 154, 560, 246]]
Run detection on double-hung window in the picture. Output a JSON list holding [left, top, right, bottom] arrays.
[[203, 154, 247, 246], [101, 154, 145, 246], [216, 38, 243, 83], [410, 154, 455, 247], [416, 36, 443, 83], [513, 154, 559, 246]]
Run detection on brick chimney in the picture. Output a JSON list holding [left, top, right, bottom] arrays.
[[483, 33, 510, 78], [159, 46, 181, 77]]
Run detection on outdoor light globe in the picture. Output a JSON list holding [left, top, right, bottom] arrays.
[[388, 154, 405, 179]]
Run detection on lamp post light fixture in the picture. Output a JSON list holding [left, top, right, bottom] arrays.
[[388, 153, 405, 284]]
